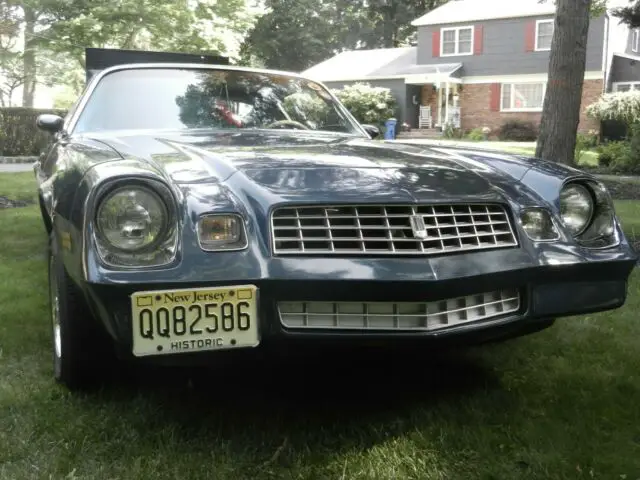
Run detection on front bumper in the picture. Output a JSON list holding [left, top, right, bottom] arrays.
[[81, 245, 637, 362]]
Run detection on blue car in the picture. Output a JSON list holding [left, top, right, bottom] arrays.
[[34, 59, 637, 390]]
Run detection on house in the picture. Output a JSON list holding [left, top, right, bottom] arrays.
[[301, 0, 636, 135]]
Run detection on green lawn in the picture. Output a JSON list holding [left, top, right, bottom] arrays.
[[1, 172, 639, 480], [0, 168, 38, 203], [502, 146, 599, 167], [616, 200, 640, 245]]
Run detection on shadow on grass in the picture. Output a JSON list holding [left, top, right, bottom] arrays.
[[76, 345, 509, 472]]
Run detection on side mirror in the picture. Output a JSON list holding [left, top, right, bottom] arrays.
[[362, 124, 380, 139], [36, 114, 64, 134]]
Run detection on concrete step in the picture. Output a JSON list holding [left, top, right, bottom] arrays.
[[396, 129, 442, 139]]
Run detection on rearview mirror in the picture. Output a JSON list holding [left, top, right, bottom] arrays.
[[362, 124, 380, 139], [36, 114, 64, 134]]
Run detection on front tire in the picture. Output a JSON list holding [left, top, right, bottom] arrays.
[[48, 233, 114, 390]]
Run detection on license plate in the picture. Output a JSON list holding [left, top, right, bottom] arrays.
[[130, 284, 259, 357]]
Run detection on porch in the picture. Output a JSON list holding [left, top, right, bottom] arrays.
[[404, 63, 463, 132]]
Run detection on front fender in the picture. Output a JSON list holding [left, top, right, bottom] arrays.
[[518, 156, 597, 206]]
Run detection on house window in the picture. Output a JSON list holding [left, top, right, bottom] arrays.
[[501, 82, 546, 111], [633, 29, 639, 53], [535, 20, 554, 51], [441, 26, 474, 56], [613, 82, 640, 92]]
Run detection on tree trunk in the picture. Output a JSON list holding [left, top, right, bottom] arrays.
[[535, 0, 592, 164], [22, 6, 36, 107]]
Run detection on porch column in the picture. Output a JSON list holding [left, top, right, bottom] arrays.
[[444, 81, 450, 127], [436, 82, 442, 126]]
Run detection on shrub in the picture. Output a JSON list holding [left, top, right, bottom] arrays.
[[0, 107, 68, 156], [443, 123, 463, 139], [596, 141, 629, 168], [498, 120, 538, 141], [586, 90, 640, 124], [592, 122, 640, 173], [331, 83, 397, 126], [623, 122, 640, 173], [466, 127, 485, 141], [574, 131, 599, 164]]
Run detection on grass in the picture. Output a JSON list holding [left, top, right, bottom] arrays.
[[0, 168, 38, 203], [1, 172, 640, 480], [405, 139, 600, 167], [615, 200, 640, 246], [501, 146, 599, 167]]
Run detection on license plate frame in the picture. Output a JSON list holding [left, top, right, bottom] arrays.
[[130, 284, 260, 357]]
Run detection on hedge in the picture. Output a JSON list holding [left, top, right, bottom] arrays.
[[0, 107, 68, 157]]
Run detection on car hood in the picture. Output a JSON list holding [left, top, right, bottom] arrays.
[[87, 130, 524, 204]]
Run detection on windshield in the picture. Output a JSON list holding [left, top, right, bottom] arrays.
[[73, 67, 363, 135]]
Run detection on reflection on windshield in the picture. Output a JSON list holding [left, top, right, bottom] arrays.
[[74, 68, 361, 135]]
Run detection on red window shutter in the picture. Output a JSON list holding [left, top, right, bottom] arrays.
[[474, 25, 484, 55], [489, 83, 501, 111], [525, 21, 536, 52], [432, 30, 440, 57]]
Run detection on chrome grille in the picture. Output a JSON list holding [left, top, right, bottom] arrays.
[[271, 203, 518, 255], [278, 290, 520, 331]]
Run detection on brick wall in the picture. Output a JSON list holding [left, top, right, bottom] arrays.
[[459, 79, 604, 135], [578, 79, 603, 133]]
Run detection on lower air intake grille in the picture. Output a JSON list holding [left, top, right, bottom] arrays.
[[278, 290, 520, 331]]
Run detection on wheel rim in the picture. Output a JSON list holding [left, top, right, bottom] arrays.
[[50, 256, 62, 359]]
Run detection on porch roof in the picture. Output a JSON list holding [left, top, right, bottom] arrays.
[[400, 63, 463, 84], [302, 47, 416, 83], [301, 47, 463, 84]]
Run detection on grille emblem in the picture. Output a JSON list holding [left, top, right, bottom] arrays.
[[409, 214, 428, 239]]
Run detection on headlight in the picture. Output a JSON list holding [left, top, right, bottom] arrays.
[[197, 214, 247, 251], [97, 186, 168, 252], [573, 181, 619, 248], [559, 183, 594, 236], [93, 181, 179, 268]]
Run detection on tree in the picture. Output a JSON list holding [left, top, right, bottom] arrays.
[[0, 0, 258, 106], [362, 0, 445, 48], [611, 0, 640, 28], [0, 2, 22, 106], [38, 0, 259, 66], [238, 0, 361, 72], [239, 0, 445, 71], [535, 0, 593, 164]]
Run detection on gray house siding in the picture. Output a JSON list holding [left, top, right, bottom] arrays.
[[416, 14, 606, 76], [323, 79, 412, 127], [610, 55, 640, 84]]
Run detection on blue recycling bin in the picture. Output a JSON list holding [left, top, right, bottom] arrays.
[[384, 118, 397, 140]]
